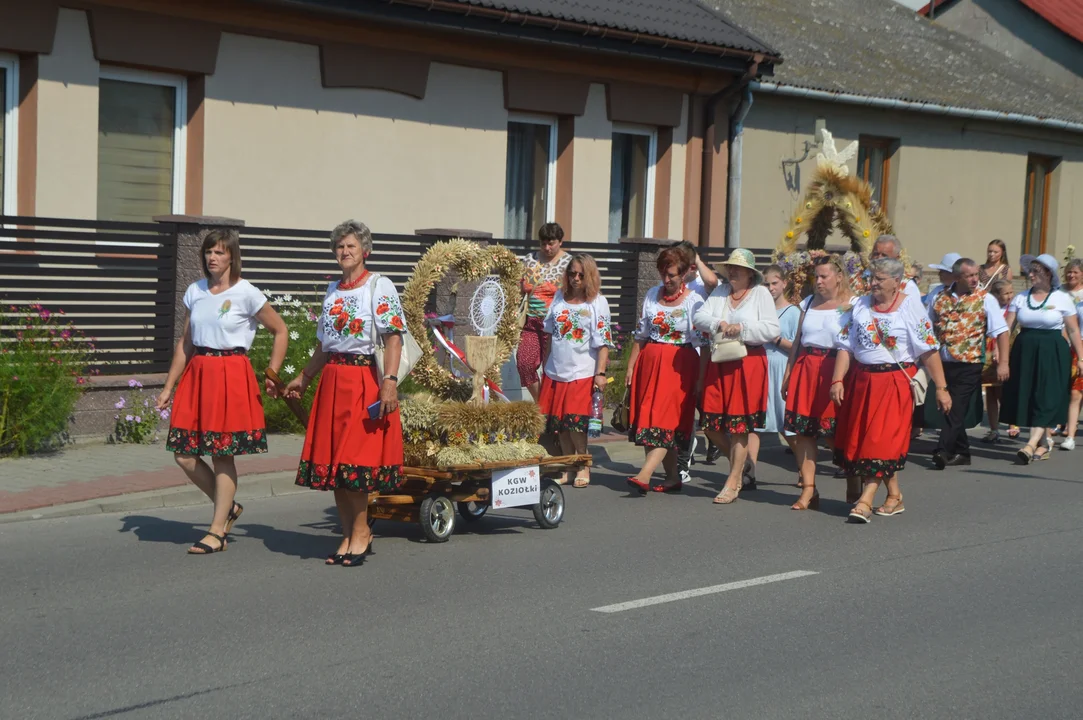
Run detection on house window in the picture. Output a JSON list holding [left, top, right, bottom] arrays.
[[504, 118, 556, 240], [98, 70, 186, 223], [857, 136, 895, 209], [0, 55, 17, 216], [1022, 154, 1056, 256], [609, 129, 656, 242]]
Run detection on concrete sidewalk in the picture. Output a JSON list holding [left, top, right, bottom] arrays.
[[0, 430, 631, 523]]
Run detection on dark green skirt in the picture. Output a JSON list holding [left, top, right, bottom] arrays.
[[1001, 328, 1070, 428]]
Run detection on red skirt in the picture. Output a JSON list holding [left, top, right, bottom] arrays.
[[1071, 348, 1083, 393], [702, 346, 768, 434], [784, 347, 838, 438], [539, 375, 592, 434], [166, 349, 267, 456], [629, 342, 699, 450], [834, 363, 915, 478], [295, 354, 404, 492]]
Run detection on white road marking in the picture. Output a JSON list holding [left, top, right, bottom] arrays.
[[590, 570, 819, 613]]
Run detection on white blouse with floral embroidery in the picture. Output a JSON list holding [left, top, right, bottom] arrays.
[[634, 286, 707, 347], [316, 276, 407, 355], [836, 294, 940, 365], [542, 292, 616, 382]]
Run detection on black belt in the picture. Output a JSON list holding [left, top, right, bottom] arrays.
[[647, 339, 694, 348], [328, 352, 375, 366], [194, 347, 246, 357], [861, 362, 914, 373], [801, 347, 837, 357]]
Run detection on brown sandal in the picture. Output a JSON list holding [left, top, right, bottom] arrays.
[[224, 502, 244, 534], [791, 488, 820, 511]]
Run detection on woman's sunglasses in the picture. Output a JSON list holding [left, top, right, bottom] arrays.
[[568, 271, 584, 278]]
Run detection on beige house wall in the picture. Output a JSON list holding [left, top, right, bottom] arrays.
[[35, 8, 98, 220], [668, 97, 689, 240], [738, 94, 1083, 266], [203, 32, 507, 234], [569, 83, 613, 244]]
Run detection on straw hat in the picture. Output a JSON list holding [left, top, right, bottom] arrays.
[[714, 248, 764, 285]]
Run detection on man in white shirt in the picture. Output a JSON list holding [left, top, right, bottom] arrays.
[[871, 235, 922, 300], [927, 257, 1010, 468], [925, 252, 962, 310]]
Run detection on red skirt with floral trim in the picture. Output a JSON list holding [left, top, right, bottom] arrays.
[[784, 347, 838, 438], [1071, 348, 1083, 393], [166, 349, 267, 456], [702, 346, 768, 434], [295, 355, 404, 492], [539, 375, 592, 434], [834, 362, 915, 478], [629, 342, 699, 450]]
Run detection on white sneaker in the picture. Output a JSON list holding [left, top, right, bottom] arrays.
[[679, 470, 692, 484], [1059, 437, 1075, 450]]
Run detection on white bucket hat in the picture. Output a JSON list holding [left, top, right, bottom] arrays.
[[1034, 253, 1061, 288], [929, 252, 962, 273], [713, 248, 764, 285]]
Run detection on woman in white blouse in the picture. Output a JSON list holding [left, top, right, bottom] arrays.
[[538, 254, 615, 487], [782, 255, 853, 510], [286, 220, 406, 567], [693, 248, 780, 505], [830, 258, 951, 523], [625, 247, 709, 494], [1001, 254, 1083, 463], [157, 229, 289, 555]]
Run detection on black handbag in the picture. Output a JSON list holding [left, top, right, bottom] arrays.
[[610, 387, 631, 433]]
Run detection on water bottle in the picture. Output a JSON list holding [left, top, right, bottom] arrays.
[[588, 388, 604, 438]]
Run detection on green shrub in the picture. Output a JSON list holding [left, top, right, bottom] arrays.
[[604, 329, 634, 405], [249, 292, 321, 434], [109, 379, 167, 444], [0, 303, 93, 456]]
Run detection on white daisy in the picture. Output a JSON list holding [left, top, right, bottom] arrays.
[[282, 294, 293, 303], [308, 348, 315, 357], [284, 364, 296, 375], [289, 331, 300, 340]]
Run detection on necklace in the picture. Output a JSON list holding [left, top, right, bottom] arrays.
[[338, 269, 370, 291], [662, 284, 686, 303], [1025, 289, 1051, 311], [873, 291, 901, 313], [729, 288, 751, 307]]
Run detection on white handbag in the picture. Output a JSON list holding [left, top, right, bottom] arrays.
[[369, 273, 423, 380], [710, 294, 748, 364]]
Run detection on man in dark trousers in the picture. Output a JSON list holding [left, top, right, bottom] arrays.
[[927, 257, 1010, 468]]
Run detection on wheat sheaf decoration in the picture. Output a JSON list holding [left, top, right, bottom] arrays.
[[400, 238, 523, 400]]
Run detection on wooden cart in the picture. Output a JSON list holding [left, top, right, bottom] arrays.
[[367, 454, 591, 543]]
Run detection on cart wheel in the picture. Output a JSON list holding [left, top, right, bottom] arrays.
[[532, 479, 565, 529], [419, 494, 456, 543], [457, 501, 488, 523]]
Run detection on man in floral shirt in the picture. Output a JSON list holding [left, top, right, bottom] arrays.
[[928, 257, 1010, 468]]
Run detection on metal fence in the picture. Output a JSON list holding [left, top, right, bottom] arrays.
[[0, 215, 177, 374]]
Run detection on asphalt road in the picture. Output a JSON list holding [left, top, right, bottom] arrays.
[[2, 434, 1082, 720]]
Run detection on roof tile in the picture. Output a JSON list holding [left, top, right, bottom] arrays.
[[1021, 0, 1083, 44]]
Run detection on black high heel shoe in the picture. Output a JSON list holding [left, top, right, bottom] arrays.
[[342, 537, 375, 567]]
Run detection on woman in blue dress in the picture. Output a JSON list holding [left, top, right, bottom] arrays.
[[747, 265, 799, 478]]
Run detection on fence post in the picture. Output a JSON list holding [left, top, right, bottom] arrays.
[[619, 237, 670, 320], [155, 215, 246, 349]]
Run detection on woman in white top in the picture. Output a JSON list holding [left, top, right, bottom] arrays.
[[1059, 259, 1083, 449], [157, 229, 289, 555], [1001, 254, 1083, 463], [782, 255, 853, 510], [693, 248, 780, 505], [286, 220, 407, 567], [830, 257, 951, 523], [625, 247, 709, 495], [539, 254, 615, 487]]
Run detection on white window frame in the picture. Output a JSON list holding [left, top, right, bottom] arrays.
[[611, 125, 658, 240], [507, 113, 558, 225], [1, 53, 18, 217], [99, 67, 187, 215]]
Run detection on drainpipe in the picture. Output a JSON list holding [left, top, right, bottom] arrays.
[[727, 87, 754, 248]]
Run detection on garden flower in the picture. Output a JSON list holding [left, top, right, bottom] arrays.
[[284, 364, 296, 375], [308, 348, 315, 357], [290, 331, 300, 340], [134, 416, 141, 423], [159, 409, 170, 420], [115, 398, 126, 410], [125, 414, 134, 422], [128, 379, 143, 388]]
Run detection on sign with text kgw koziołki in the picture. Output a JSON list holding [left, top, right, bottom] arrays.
[[491, 466, 540, 508]]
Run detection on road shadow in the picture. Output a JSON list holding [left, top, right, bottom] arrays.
[[118, 513, 338, 560]]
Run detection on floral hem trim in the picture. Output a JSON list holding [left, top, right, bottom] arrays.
[[629, 426, 690, 450], [832, 451, 907, 479], [544, 413, 589, 435], [194, 347, 247, 357], [701, 412, 765, 435], [295, 460, 404, 492], [328, 352, 375, 366], [166, 428, 268, 456], [784, 411, 836, 438]]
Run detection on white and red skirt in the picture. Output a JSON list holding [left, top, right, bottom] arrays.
[[629, 342, 699, 450], [834, 362, 915, 478], [784, 347, 839, 438], [539, 375, 592, 434], [295, 353, 404, 493], [166, 347, 267, 456], [702, 346, 768, 434]]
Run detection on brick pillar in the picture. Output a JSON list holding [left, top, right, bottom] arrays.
[[620, 237, 671, 321], [155, 214, 246, 348]]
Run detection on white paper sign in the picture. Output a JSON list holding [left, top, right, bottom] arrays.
[[491, 465, 540, 508]]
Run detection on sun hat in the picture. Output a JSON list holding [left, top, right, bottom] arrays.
[[714, 248, 764, 284], [1019, 253, 1036, 270], [1034, 253, 1061, 287], [929, 252, 962, 273]]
